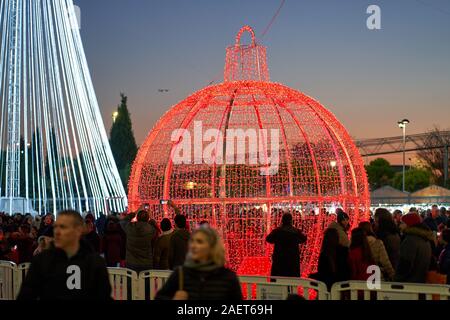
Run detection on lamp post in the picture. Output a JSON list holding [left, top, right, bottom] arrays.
[[112, 111, 119, 123], [398, 119, 410, 192]]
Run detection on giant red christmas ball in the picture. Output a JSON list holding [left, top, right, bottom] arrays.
[[128, 26, 369, 276]]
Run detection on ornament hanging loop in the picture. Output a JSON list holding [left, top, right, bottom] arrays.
[[235, 25, 256, 47]]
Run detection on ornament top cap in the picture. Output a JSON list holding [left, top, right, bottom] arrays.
[[224, 26, 270, 82]]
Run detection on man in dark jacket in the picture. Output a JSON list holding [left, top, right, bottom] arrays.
[[437, 207, 448, 228], [328, 211, 351, 247], [169, 214, 190, 269], [120, 209, 156, 272], [395, 212, 433, 283], [266, 213, 307, 277], [154, 218, 173, 270], [17, 210, 111, 300], [424, 205, 440, 232]]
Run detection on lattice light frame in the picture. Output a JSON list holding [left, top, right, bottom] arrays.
[[129, 26, 369, 276]]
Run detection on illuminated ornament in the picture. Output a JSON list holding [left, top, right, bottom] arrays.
[[0, 0, 127, 215], [129, 26, 370, 276]]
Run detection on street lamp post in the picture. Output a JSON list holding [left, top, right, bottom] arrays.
[[112, 111, 119, 123], [398, 119, 410, 192]]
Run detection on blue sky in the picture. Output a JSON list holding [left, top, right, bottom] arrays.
[[75, 0, 450, 163]]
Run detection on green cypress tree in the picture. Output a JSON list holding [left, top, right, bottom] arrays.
[[109, 93, 138, 190]]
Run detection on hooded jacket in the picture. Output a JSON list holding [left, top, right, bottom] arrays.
[[17, 240, 112, 300], [395, 224, 433, 283]]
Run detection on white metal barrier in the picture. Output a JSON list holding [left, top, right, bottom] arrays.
[[138, 270, 172, 300], [3, 260, 450, 301], [15, 263, 30, 298], [0, 261, 16, 300], [136, 271, 329, 300], [107, 267, 139, 300], [238, 275, 329, 300], [331, 281, 450, 300]]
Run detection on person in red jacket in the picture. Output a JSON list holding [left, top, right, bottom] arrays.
[[348, 227, 374, 281]]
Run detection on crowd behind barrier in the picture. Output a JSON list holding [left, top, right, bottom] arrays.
[[1, 261, 450, 301], [1, 205, 450, 300]]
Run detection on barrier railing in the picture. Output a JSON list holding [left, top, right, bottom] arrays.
[[0, 261, 16, 300], [238, 275, 329, 300], [138, 270, 172, 300], [107, 267, 139, 300], [330, 281, 450, 300], [2, 260, 449, 301]]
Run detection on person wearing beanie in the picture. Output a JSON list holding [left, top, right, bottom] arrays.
[[328, 211, 350, 247], [401, 212, 422, 227], [395, 212, 433, 283]]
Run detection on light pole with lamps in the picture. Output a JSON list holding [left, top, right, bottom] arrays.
[[398, 119, 410, 192]]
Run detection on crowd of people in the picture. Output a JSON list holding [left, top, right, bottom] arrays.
[[0, 200, 193, 274], [305, 206, 450, 290], [1, 203, 450, 300]]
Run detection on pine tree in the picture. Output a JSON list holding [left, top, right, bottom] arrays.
[[109, 93, 138, 190]]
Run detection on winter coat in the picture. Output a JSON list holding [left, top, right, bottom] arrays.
[[95, 215, 107, 236], [16, 240, 112, 300], [423, 217, 438, 232], [395, 224, 433, 283], [438, 244, 450, 285], [168, 229, 190, 270], [328, 221, 350, 247], [155, 266, 243, 300], [102, 229, 125, 267], [348, 247, 371, 281], [366, 236, 395, 280], [436, 214, 448, 227], [153, 231, 173, 270], [83, 231, 101, 254], [377, 231, 401, 271], [314, 245, 350, 290], [120, 216, 156, 268], [12, 234, 35, 263], [266, 225, 307, 277]]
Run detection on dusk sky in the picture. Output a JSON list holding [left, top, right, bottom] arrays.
[[75, 0, 450, 164]]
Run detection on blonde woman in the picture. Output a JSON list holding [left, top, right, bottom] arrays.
[[155, 225, 243, 300]]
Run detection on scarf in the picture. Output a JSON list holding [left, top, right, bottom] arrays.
[[183, 256, 221, 272]]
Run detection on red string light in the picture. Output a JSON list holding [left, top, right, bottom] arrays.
[[128, 26, 370, 276]]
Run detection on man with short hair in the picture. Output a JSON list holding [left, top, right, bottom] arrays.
[[168, 212, 190, 270], [153, 218, 174, 270], [17, 210, 112, 300], [424, 205, 440, 233], [328, 211, 351, 247]]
